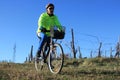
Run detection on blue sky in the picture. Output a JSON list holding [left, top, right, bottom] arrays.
[[0, 0, 120, 63]]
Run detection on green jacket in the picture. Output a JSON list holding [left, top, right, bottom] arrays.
[[37, 12, 62, 36]]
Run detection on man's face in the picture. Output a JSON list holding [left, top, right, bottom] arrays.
[[47, 6, 54, 15]]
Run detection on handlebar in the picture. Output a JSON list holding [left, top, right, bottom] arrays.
[[40, 27, 65, 39]]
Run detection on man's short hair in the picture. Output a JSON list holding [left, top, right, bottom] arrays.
[[46, 3, 54, 9]]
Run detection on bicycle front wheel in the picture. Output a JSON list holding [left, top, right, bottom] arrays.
[[48, 43, 64, 74]]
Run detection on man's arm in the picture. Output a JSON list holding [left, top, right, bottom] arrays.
[[54, 16, 62, 31]]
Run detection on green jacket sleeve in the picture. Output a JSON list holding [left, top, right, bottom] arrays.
[[54, 15, 62, 31]]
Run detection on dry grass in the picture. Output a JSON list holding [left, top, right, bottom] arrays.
[[0, 58, 120, 80]]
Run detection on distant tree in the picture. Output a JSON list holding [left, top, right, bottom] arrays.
[[71, 28, 77, 58], [30, 45, 33, 61], [25, 45, 34, 63], [90, 51, 93, 58], [98, 42, 102, 57], [25, 57, 28, 62], [78, 46, 82, 59], [115, 42, 120, 58], [110, 47, 113, 58], [13, 43, 16, 63]]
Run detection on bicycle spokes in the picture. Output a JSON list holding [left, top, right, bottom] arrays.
[[48, 43, 64, 74], [35, 56, 44, 71]]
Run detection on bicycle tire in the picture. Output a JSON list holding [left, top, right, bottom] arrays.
[[48, 43, 64, 74], [35, 43, 47, 71]]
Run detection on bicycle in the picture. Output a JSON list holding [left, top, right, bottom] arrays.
[[35, 27, 65, 74]]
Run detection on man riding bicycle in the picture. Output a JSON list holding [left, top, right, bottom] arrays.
[[36, 3, 63, 62]]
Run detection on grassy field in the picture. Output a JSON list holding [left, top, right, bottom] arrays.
[[0, 58, 120, 80]]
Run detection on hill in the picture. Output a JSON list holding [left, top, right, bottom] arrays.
[[0, 58, 120, 80]]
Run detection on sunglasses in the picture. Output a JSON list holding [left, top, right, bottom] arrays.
[[48, 7, 54, 10]]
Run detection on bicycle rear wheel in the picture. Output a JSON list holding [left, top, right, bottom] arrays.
[[48, 43, 64, 74], [35, 43, 47, 71], [35, 52, 44, 71]]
